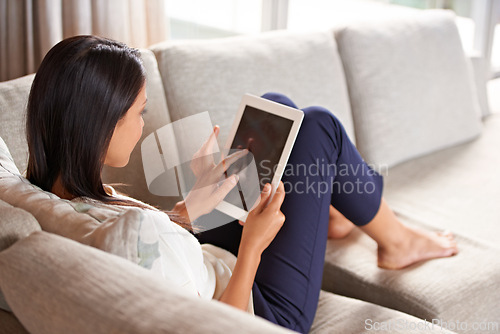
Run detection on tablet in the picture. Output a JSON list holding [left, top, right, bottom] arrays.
[[215, 94, 304, 222]]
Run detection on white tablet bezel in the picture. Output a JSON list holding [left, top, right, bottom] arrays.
[[215, 93, 304, 222]]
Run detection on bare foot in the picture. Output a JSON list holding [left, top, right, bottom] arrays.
[[377, 225, 458, 270], [328, 205, 355, 239]]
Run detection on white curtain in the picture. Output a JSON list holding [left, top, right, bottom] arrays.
[[0, 0, 170, 82]]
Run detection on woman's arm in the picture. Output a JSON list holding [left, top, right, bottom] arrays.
[[217, 248, 261, 310], [218, 182, 286, 311]]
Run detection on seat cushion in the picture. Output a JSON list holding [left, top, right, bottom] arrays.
[[0, 74, 34, 174], [150, 30, 355, 146], [322, 114, 500, 329], [335, 9, 482, 168], [311, 291, 456, 334]]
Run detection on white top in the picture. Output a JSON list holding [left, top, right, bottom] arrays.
[[96, 186, 254, 314]]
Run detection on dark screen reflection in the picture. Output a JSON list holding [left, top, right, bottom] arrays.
[[224, 105, 293, 210]]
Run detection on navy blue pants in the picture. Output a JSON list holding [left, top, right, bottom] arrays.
[[196, 93, 383, 333]]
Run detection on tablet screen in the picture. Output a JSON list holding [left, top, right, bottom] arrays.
[[225, 105, 293, 210]]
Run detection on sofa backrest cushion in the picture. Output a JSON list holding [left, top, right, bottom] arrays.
[[151, 30, 355, 147], [0, 74, 35, 174], [334, 10, 483, 168]]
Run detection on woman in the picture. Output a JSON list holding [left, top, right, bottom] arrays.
[[26, 35, 457, 333]]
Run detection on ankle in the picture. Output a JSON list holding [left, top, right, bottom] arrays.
[[376, 223, 412, 251]]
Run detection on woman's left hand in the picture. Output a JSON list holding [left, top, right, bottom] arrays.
[[175, 125, 248, 222]]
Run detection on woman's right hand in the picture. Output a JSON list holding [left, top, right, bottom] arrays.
[[218, 181, 285, 311], [238, 181, 286, 257], [179, 125, 248, 222]]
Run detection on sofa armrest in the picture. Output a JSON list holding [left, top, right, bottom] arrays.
[[0, 231, 294, 334]]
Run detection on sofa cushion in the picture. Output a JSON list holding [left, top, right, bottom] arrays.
[[323, 228, 500, 332], [0, 231, 293, 334], [335, 10, 482, 168], [322, 114, 500, 330], [311, 291, 455, 334], [0, 74, 34, 174], [102, 49, 182, 211], [151, 30, 355, 147]]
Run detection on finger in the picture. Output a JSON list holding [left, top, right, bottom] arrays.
[[246, 183, 270, 212], [266, 181, 286, 211], [215, 149, 249, 174], [253, 183, 272, 212], [246, 137, 254, 151], [212, 174, 239, 203], [199, 125, 220, 155]]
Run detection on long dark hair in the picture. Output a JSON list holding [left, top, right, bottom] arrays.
[[26, 35, 189, 230]]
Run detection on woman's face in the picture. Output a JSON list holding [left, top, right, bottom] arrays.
[[104, 84, 147, 168]]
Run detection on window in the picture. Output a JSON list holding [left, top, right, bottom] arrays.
[[166, 0, 499, 78], [166, 0, 262, 39]]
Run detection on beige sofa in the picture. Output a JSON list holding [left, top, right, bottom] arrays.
[[1, 8, 498, 334]]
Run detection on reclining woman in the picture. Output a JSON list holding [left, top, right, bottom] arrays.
[[26, 35, 457, 333]]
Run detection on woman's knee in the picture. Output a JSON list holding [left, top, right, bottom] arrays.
[[260, 93, 348, 140], [301, 106, 346, 138], [261, 92, 298, 109], [302, 106, 340, 125]]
